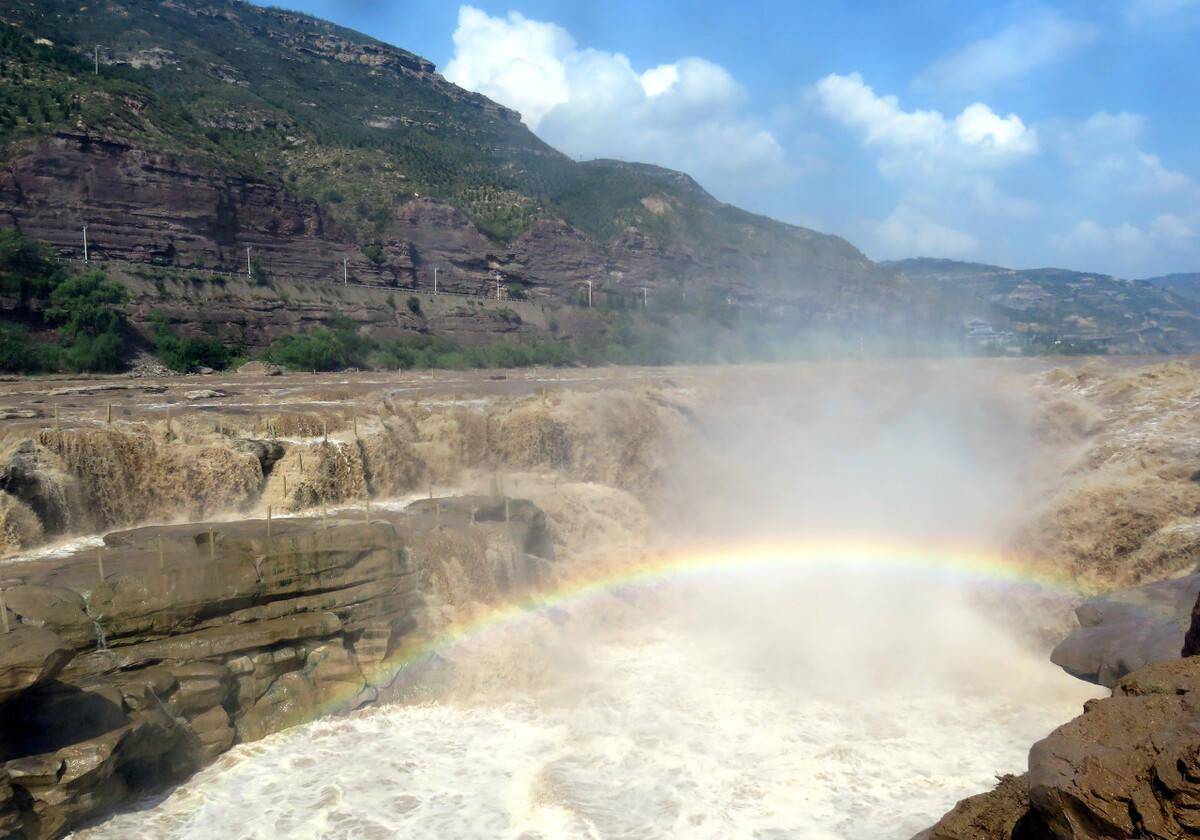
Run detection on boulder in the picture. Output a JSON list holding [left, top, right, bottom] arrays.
[[0, 627, 74, 705], [1, 585, 93, 648], [1051, 574, 1200, 685], [1025, 656, 1200, 838], [185, 705, 234, 762], [235, 361, 282, 377]]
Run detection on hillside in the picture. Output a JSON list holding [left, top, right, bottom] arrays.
[[1144, 272, 1200, 303], [885, 258, 1200, 354], [0, 0, 899, 321], [2, 1, 1200, 359]]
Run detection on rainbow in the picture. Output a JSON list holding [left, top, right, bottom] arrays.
[[314, 536, 1088, 719]]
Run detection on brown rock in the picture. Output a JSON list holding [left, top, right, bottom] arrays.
[[0, 627, 74, 706], [186, 705, 235, 762], [912, 774, 1031, 840], [235, 361, 283, 377], [1025, 656, 1200, 838], [1, 585, 93, 648], [1183, 589, 1200, 657], [0, 768, 25, 838]]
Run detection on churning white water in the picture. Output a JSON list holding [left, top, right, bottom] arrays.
[[73, 568, 1103, 840]]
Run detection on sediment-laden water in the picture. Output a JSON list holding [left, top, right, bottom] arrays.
[[73, 568, 1101, 840]]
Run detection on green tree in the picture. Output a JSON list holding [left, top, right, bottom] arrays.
[[45, 270, 129, 339]]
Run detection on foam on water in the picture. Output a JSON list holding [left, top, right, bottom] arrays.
[[72, 579, 1102, 840]]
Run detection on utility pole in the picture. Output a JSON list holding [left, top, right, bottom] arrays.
[[343, 257, 348, 286], [433, 265, 438, 295], [642, 287, 648, 308], [82, 225, 88, 263], [586, 279, 593, 308], [94, 45, 99, 76], [246, 247, 252, 278], [495, 273, 502, 301]]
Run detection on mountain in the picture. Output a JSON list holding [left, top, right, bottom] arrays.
[[885, 258, 1200, 354], [2, 1, 1199, 357], [1143, 272, 1200, 303], [0, 0, 903, 322]]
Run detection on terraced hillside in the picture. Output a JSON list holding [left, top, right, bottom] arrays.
[[0, 0, 895, 320]]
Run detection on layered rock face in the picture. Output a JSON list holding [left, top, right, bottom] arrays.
[[0, 134, 412, 288], [0, 133, 896, 315], [0, 501, 552, 838]]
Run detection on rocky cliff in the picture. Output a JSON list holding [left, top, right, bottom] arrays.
[[0, 0, 904, 326], [0, 501, 552, 838], [0, 373, 678, 836]]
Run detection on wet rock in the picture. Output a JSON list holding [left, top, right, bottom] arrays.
[[1025, 656, 1200, 838], [1, 586, 93, 648], [235, 670, 317, 743], [0, 768, 24, 837], [0, 627, 73, 705], [1051, 574, 1200, 686], [911, 774, 1031, 840], [168, 662, 233, 716], [186, 705, 234, 762], [1183, 589, 1200, 657], [0, 439, 84, 537], [0, 497, 555, 835], [46, 384, 166, 397]]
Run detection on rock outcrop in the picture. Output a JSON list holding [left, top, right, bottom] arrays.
[[912, 774, 1032, 840], [0, 134, 409, 288], [1050, 574, 1200, 686], [0, 502, 552, 838], [918, 656, 1200, 839]]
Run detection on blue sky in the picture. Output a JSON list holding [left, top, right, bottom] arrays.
[[280, 0, 1200, 277]]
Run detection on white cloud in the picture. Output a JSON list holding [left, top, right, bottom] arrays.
[[1051, 213, 1198, 272], [1152, 213, 1195, 240], [953, 104, 1039, 158], [814, 72, 1044, 260], [867, 205, 979, 259], [443, 7, 572, 128], [918, 11, 1098, 91], [1053, 111, 1196, 197], [814, 72, 1038, 174], [443, 6, 786, 189]]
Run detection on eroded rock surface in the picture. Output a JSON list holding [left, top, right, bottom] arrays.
[[1051, 574, 1200, 686], [920, 654, 1200, 839], [0, 502, 551, 838]]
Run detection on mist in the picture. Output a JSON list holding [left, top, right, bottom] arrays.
[[62, 360, 1105, 840]]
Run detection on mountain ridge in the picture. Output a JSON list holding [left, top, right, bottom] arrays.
[[1, 0, 1199, 354]]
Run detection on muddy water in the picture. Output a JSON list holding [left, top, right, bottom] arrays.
[[72, 568, 1102, 840]]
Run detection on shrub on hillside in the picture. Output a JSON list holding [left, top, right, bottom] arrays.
[[0, 322, 59, 373], [149, 312, 234, 372], [265, 319, 373, 371]]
